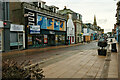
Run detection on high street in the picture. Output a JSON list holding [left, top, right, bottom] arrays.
[[2, 41, 118, 78]]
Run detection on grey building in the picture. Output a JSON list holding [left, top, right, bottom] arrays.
[[0, 1, 10, 52]]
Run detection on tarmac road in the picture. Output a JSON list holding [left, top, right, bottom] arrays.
[[3, 41, 99, 68]]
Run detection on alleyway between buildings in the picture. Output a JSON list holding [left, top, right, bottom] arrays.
[[2, 41, 118, 79]]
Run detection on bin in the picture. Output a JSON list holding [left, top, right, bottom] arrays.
[[98, 49, 107, 56], [111, 43, 117, 52], [66, 40, 69, 45]]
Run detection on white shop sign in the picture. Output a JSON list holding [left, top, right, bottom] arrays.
[[30, 25, 40, 34], [0, 21, 3, 27], [10, 24, 24, 32]]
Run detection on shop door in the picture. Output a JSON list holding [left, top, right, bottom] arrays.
[[70, 36, 71, 44], [48, 35, 55, 46], [18, 33, 23, 49]]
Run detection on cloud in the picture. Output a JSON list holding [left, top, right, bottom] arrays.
[[98, 19, 107, 24]]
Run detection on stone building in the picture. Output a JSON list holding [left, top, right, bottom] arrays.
[[59, 7, 83, 44]]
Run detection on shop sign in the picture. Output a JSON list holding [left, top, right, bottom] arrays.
[[30, 25, 40, 34], [10, 24, 24, 32], [44, 35, 48, 43], [49, 31, 55, 34], [0, 21, 3, 27]]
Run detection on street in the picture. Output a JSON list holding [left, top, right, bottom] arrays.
[[3, 41, 118, 78]]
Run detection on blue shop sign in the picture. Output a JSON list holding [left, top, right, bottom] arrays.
[[30, 25, 40, 34]]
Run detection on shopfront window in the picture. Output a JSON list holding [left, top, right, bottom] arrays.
[[10, 32, 23, 50], [32, 35, 44, 48]]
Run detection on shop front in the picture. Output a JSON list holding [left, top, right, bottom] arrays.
[[27, 28, 66, 48], [24, 8, 67, 49], [10, 24, 25, 50], [0, 21, 3, 51], [40, 30, 66, 46]]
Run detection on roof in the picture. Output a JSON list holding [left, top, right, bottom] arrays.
[[59, 9, 75, 15]]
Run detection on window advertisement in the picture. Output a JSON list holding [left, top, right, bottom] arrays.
[[54, 20, 60, 30], [37, 15, 47, 29], [30, 25, 40, 34], [60, 21, 65, 31], [28, 35, 32, 45], [47, 18, 54, 30], [44, 35, 48, 44], [55, 35, 58, 43]]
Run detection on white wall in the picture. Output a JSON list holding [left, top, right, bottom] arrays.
[[67, 14, 75, 44], [67, 14, 75, 37]]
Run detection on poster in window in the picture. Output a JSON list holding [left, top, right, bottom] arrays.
[[37, 15, 47, 29], [47, 18, 54, 30], [44, 35, 48, 44], [54, 20, 60, 30], [28, 35, 32, 45], [60, 21, 65, 31]]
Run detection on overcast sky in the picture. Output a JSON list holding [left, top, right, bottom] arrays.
[[44, 0, 117, 33]]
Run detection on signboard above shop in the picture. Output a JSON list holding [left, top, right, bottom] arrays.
[[30, 25, 40, 34], [10, 24, 24, 32]]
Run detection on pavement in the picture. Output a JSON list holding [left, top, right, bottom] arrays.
[[2, 40, 119, 79], [118, 45, 120, 80]]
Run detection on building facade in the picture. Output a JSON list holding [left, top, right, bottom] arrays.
[[72, 13, 83, 43], [10, 2, 67, 49], [115, 1, 120, 45], [59, 8, 75, 44], [59, 7, 83, 44]]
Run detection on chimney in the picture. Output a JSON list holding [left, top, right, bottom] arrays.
[[64, 6, 67, 10]]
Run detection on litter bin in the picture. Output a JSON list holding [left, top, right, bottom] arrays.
[[98, 49, 107, 56], [98, 40, 107, 56], [66, 40, 69, 45], [111, 43, 117, 52]]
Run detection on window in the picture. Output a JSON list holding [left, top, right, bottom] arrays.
[[28, 12, 35, 16], [28, 17, 35, 22], [28, 22, 35, 25]]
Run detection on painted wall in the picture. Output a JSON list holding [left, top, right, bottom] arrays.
[[37, 16, 47, 29], [54, 20, 60, 30], [37, 15, 66, 31], [47, 18, 54, 30]]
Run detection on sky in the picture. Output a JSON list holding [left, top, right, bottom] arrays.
[[44, 0, 117, 33]]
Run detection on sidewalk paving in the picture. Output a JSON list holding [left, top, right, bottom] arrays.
[[42, 49, 118, 78]]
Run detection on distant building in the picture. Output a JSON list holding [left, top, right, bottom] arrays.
[[115, 1, 120, 44], [59, 7, 83, 44], [59, 8, 75, 44]]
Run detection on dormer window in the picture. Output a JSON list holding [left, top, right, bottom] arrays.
[[41, 1, 45, 8], [33, 0, 46, 8]]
